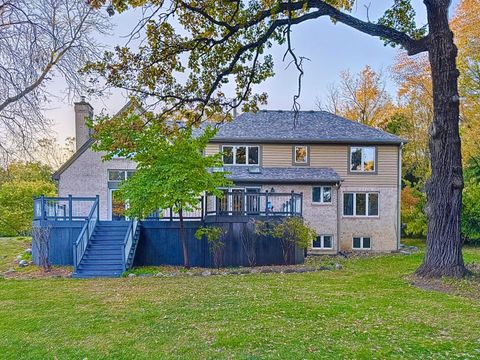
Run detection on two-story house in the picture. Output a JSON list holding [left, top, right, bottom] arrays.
[[53, 99, 404, 254]]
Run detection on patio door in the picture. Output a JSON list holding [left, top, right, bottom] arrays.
[[217, 188, 245, 215], [217, 187, 261, 215], [110, 189, 127, 221]]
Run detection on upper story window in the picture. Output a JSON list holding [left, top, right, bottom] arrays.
[[350, 146, 376, 172], [108, 170, 135, 182], [222, 145, 259, 165], [312, 186, 332, 204], [343, 192, 379, 217], [293, 145, 309, 165]]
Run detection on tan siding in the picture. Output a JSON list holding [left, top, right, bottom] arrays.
[[261, 144, 399, 187], [262, 144, 292, 167], [204, 143, 220, 156], [208, 142, 399, 187]]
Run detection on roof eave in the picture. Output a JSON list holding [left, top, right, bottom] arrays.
[[211, 138, 405, 145]]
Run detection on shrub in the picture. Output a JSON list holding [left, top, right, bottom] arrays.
[[195, 226, 226, 268], [256, 217, 316, 265]]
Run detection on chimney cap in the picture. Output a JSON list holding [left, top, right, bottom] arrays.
[[74, 96, 93, 109]]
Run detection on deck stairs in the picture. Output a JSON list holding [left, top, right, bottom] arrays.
[[73, 221, 139, 278]]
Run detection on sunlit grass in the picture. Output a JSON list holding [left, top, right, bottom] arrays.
[[0, 237, 479, 359]]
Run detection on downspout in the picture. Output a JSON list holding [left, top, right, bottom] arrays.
[[336, 180, 342, 254], [397, 143, 404, 250]]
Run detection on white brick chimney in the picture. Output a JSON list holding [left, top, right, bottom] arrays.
[[74, 96, 93, 150]]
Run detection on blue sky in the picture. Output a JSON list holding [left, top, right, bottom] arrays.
[[45, 0, 453, 142]]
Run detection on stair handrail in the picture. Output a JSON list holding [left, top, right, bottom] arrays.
[[122, 219, 139, 271], [73, 195, 99, 272]]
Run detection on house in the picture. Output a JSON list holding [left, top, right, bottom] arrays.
[[52, 99, 404, 256]]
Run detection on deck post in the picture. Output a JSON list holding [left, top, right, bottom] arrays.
[[300, 192, 303, 217], [40, 195, 45, 220], [201, 196, 205, 220], [68, 195, 73, 221], [265, 190, 269, 218], [96, 195, 100, 220], [290, 191, 295, 216]]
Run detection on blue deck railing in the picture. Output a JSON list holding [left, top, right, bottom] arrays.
[[73, 196, 99, 271], [34, 195, 98, 221]]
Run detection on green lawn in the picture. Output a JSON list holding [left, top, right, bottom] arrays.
[[0, 238, 479, 359]]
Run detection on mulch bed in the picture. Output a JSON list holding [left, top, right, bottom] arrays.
[[409, 263, 480, 301]]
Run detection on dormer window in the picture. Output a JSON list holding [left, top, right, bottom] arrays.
[[293, 145, 309, 165], [350, 146, 376, 172], [222, 145, 259, 165]]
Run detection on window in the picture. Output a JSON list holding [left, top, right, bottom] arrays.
[[312, 186, 332, 204], [294, 145, 308, 165], [353, 236, 371, 250], [108, 170, 135, 182], [343, 192, 379, 217], [222, 145, 259, 165], [312, 235, 333, 249], [350, 147, 376, 172]]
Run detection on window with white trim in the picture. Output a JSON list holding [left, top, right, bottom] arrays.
[[108, 170, 135, 182], [222, 145, 259, 165], [312, 235, 333, 249], [294, 145, 308, 164], [353, 236, 371, 250], [350, 146, 376, 172], [312, 186, 332, 204], [343, 192, 379, 217]]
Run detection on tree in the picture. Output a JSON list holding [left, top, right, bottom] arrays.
[[88, 1, 466, 277], [0, 0, 110, 158], [0, 161, 56, 236], [451, 0, 480, 164], [391, 54, 432, 183], [92, 118, 232, 268], [317, 65, 395, 128], [34, 137, 76, 171]]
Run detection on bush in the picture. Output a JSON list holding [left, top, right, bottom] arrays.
[[256, 217, 316, 265], [195, 226, 227, 268]]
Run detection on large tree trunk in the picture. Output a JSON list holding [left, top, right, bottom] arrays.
[[416, 0, 469, 278], [179, 207, 190, 269]]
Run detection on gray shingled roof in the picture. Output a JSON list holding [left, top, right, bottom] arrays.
[[212, 110, 403, 144], [223, 166, 341, 184]]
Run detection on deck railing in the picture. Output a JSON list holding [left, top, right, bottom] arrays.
[[206, 191, 303, 217], [34, 195, 98, 221], [73, 196, 99, 271], [122, 219, 139, 271]]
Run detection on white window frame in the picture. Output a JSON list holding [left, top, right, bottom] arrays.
[[312, 234, 334, 249], [294, 145, 309, 165], [108, 170, 135, 182], [352, 236, 372, 250], [312, 186, 332, 204], [221, 145, 260, 166], [350, 146, 376, 173], [343, 192, 379, 217]]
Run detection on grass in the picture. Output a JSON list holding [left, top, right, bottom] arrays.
[[0, 238, 479, 359], [0, 237, 32, 273]]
